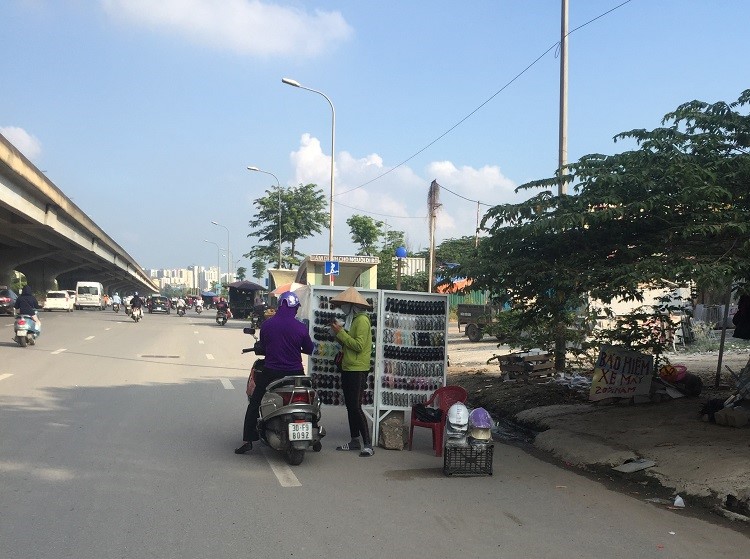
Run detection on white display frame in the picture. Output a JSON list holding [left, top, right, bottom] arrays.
[[373, 290, 449, 441], [300, 286, 448, 444]]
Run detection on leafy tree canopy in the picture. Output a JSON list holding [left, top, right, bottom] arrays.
[[347, 214, 384, 255], [245, 183, 327, 269], [460, 90, 750, 367]]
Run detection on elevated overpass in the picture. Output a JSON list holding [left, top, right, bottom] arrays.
[[0, 133, 157, 294]]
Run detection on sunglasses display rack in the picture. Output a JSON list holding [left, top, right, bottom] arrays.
[[376, 291, 448, 413], [303, 286, 379, 408]]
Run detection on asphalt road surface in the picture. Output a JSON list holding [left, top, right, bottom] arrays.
[[1, 310, 746, 558]]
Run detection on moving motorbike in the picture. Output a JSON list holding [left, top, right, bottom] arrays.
[[242, 327, 324, 465], [216, 310, 228, 326], [195, 304, 203, 314], [177, 305, 186, 317], [131, 306, 142, 322], [14, 314, 40, 347], [113, 303, 121, 313]]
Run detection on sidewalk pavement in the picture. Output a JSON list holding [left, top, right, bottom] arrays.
[[515, 398, 750, 521]]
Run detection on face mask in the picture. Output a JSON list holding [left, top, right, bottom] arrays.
[[340, 303, 354, 315]]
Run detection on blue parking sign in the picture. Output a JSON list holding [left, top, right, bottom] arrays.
[[324, 260, 339, 275]]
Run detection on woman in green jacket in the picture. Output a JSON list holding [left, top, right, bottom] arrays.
[[330, 287, 374, 457]]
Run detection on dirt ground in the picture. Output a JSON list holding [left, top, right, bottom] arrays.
[[446, 327, 750, 421]]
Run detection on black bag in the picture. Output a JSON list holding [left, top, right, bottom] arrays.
[[413, 403, 442, 423]]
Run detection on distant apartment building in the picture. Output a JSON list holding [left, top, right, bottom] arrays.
[[145, 265, 227, 293]]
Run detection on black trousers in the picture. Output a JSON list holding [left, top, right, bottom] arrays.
[[341, 371, 371, 445], [242, 367, 303, 442]]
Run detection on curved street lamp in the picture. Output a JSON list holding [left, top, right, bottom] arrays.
[[211, 221, 231, 282], [282, 77, 336, 285], [204, 239, 223, 293], [247, 166, 282, 270]]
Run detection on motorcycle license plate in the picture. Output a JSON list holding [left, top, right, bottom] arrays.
[[288, 422, 313, 441]]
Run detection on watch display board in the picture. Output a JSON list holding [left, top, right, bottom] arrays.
[[299, 286, 447, 443], [376, 290, 448, 410], [301, 286, 379, 408]]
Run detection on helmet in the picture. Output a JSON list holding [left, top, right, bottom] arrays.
[[445, 402, 469, 444], [279, 291, 300, 308], [134, 291, 138, 296], [114, 292, 119, 296], [468, 408, 493, 444], [468, 407, 493, 430]]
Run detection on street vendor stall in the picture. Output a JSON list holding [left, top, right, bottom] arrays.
[[301, 285, 449, 443]]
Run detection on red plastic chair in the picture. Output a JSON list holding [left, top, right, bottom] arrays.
[[408, 385, 468, 456]]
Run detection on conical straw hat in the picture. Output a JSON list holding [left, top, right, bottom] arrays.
[[329, 287, 372, 310]]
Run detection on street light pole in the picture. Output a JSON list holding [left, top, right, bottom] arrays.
[[211, 221, 231, 283], [282, 77, 336, 286], [247, 166, 282, 270], [204, 239, 222, 293]]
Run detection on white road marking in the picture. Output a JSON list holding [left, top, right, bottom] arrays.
[[84, 336, 95, 341], [0, 374, 13, 382], [194, 331, 199, 334], [206, 353, 214, 360], [198, 340, 205, 345], [220, 378, 234, 390], [265, 451, 302, 487], [51, 348, 67, 355], [105, 328, 111, 331]]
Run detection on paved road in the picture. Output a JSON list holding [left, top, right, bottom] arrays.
[[0, 310, 746, 558]]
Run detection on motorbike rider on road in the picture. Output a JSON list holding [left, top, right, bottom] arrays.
[[15, 285, 42, 332], [111, 292, 122, 306], [130, 291, 144, 318], [235, 291, 315, 454]]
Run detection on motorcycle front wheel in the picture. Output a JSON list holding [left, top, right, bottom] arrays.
[[286, 448, 305, 466]]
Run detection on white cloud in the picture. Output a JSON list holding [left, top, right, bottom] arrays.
[[289, 134, 519, 254], [0, 126, 42, 161], [101, 0, 353, 57]]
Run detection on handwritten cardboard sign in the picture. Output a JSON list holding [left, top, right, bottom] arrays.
[[589, 345, 653, 401]]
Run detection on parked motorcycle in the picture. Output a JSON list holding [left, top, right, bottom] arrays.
[[131, 306, 142, 322], [216, 310, 228, 326], [242, 327, 324, 465], [14, 314, 40, 347], [113, 303, 120, 313]]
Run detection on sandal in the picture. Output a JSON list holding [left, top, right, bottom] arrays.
[[234, 442, 253, 454], [336, 442, 361, 451]]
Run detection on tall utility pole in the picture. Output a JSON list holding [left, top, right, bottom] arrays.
[[427, 180, 441, 294], [558, 0, 569, 196]]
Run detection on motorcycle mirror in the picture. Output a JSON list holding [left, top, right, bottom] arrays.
[[243, 327, 256, 335]]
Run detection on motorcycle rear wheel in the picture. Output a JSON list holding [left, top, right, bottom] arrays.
[[17, 336, 27, 348], [286, 448, 305, 466]]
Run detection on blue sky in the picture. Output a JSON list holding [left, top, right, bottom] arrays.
[[2, 0, 748, 274]]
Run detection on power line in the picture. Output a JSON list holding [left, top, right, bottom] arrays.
[[335, 200, 427, 219], [336, 0, 634, 201]]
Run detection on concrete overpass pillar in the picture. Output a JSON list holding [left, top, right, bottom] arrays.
[[16, 261, 73, 292]]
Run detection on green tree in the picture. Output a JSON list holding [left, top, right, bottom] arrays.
[[245, 183, 328, 269], [376, 229, 407, 289], [251, 260, 267, 282], [235, 266, 247, 281], [347, 215, 384, 255], [461, 90, 750, 370]]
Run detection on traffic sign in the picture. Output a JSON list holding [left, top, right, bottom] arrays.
[[324, 260, 340, 276]]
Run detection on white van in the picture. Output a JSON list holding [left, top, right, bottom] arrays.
[[75, 281, 105, 310]]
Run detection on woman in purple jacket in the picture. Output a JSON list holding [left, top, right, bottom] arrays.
[[235, 291, 314, 454]]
